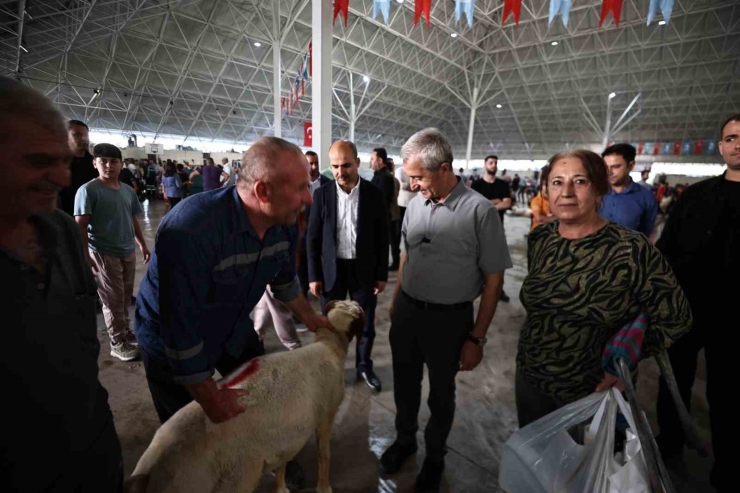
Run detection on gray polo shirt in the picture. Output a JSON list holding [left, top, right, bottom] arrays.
[[402, 178, 512, 304]]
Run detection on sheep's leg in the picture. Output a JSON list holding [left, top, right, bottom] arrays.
[[316, 411, 337, 493], [274, 462, 290, 493]]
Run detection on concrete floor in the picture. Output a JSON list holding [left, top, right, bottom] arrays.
[[99, 199, 715, 492]]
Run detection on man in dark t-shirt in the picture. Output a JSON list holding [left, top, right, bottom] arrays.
[[58, 120, 98, 215], [471, 155, 512, 224], [470, 155, 512, 302]]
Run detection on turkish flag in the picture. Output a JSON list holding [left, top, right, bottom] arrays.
[[674, 142, 681, 155], [696, 140, 704, 154], [638, 143, 645, 154], [304, 121, 313, 148]]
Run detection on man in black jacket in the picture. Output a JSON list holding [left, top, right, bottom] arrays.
[[656, 113, 740, 492], [307, 140, 389, 391], [371, 147, 396, 214]]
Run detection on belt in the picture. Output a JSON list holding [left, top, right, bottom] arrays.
[[402, 291, 472, 311]]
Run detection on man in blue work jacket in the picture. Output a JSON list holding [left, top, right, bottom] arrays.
[[135, 136, 331, 422]]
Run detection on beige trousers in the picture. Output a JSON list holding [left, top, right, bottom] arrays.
[[91, 250, 136, 346], [252, 286, 301, 350]]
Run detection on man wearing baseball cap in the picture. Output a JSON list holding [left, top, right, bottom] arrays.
[[75, 143, 150, 362]]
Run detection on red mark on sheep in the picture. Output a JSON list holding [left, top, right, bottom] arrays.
[[224, 359, 260, 388]]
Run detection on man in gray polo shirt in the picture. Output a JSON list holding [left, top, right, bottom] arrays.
[[380, 128, 511, 492]]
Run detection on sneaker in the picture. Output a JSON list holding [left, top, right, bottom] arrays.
[[500, 290, 511, 303], [110, 342, 140, 361], [380, 439, 417, 475], [414, 457, 445, 492], [125, 330, 139, 347]]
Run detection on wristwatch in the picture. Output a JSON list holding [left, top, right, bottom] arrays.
[[467, 334, 488, 346]]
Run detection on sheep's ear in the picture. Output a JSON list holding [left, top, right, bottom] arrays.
[[324, 300, 339, 315]]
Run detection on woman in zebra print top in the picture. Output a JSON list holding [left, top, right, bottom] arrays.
[[516, 150, 692, 427]]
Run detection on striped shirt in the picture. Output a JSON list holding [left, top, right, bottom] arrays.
[[134, 187, 301, 385]]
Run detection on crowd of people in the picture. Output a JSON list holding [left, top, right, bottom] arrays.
[[3, 73, 738, 493]]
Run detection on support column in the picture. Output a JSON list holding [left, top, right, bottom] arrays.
[[272, 0, 281, 138], [312, 0, 333, 168], [349, 73, 356, 142], [602, 94, 613, 149], [14, 0, 26, 77], [465, 86, 479, 168]]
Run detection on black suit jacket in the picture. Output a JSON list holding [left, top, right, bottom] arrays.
[[371, 168, 396, 215], [307, 178, 389, 292]]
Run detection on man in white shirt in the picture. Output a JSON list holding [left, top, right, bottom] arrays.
[[307, 140, 389, 391], [221, 157, 236, 187]]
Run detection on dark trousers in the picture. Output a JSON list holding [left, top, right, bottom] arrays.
[[320, 259, 377, 373], [25, 417, 124, 492], [515, 370, 570, 428], [390, 291, 472, 461], [298, 242, 309, 297], [389, 219, 401, 267], [142, 340, 266, 424], [657, 322, 727, 488], [167, 196, 181, 209]]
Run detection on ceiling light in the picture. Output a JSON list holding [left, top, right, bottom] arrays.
[[609, 92, 616, 99], [254, 42, 261, 47], [551, 41, 558, 46], [363, 75, 370, 83], [20, 45, 28, 52], [496, 104, 502, 109], [451, 33, 458, 38], [658, 20, 666, 26], [396, 0, 404, 3]]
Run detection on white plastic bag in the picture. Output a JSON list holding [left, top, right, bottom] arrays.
[[499, 389, 650, 493]]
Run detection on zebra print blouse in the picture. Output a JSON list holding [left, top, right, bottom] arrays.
[[518, 221, 692, 402]]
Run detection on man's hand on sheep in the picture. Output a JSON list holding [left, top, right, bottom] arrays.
[[187, 378, 248, 424]]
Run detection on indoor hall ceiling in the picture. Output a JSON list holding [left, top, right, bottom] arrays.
[[1, 0, 739, 158]]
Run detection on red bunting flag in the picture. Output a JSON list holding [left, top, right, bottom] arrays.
[[638, 143, 645, 155], [502, 0, 522, 27], [695, 140, 704, 154], [673, 142, 681, 155], [414, 0, 432, 28], [599, 0, 624, 27], [333, 0, 349, 26]]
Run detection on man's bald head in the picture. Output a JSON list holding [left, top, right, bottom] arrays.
[[238, 136, 312, 226], [329, 140, 358, 160], [329, 140, 361, 192]]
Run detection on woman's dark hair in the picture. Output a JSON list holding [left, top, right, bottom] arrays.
[[176, 163, 184, 171], [539, 165, 551, 191], [545, 150, 609, 197], [164, 162, 176, 177]]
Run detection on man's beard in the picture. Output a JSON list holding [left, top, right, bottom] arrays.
[[486, 169, 497, 176]]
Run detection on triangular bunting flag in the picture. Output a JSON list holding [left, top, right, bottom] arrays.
[[455, 0, 475, 27], [548, 0, 571, 27], [308, 40, 312, 78], [414, 0, 432, 28], [333, 0, 349, 26], [647, 0, 674, 25], [373, 0, 391, 25], [502, 0, 522, 27], [599, 0, 624, 27]]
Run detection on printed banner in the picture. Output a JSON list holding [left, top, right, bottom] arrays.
[[599, 0, 624, 27], [549, 0, 571, 28], [503, 0, 522, 27], [455, 0, 475, 27], [333, 0, 349, 26], [373, 0, 391, 25], [647, 0, 674, 26], [304, 121, 313, 147]]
